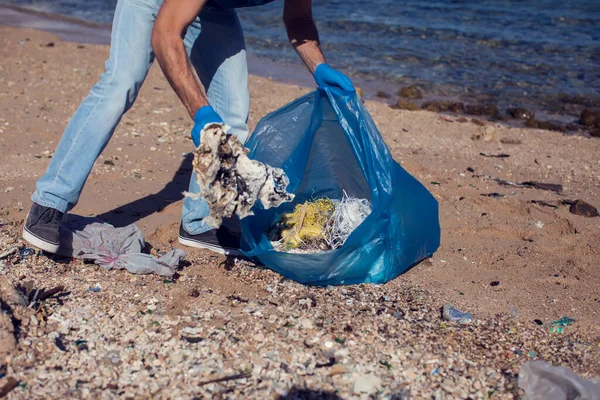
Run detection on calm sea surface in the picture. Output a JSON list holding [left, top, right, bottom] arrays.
[[2, 0, 599, 116]]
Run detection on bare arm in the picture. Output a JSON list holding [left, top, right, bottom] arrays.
[[151, 0, 208, 118], [283, 0, 325, 74]]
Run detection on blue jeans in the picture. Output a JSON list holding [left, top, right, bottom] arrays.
[[31, 0, 250, 235]]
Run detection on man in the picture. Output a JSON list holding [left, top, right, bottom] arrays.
[[23, 0, 354, 256]]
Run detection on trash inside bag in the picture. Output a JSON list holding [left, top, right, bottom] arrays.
[[269, 192, 372, 253], [58, 217, 185, 277], [186, 123, 294, 229], [518, 361, 600, 400], [240, 87, 440, 285], [269, 198, 336, 252]]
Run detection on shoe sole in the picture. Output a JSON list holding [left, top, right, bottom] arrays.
[[178, 235, 242, 257], [22, 226, 59, 254]]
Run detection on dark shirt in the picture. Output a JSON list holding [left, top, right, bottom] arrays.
[[207, 0, 276, 9]]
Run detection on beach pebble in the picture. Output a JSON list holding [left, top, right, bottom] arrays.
[[568, 200, 599, 218], [353, 374, 382, 394], [507, 107, 534, 120], [579, 109, 599, 127], [398, 85, 423, 100], [472, 125, 496, 142], [422, 101, 448, 112], [465, 104, 499, 118], [395, 100, 420, 111]]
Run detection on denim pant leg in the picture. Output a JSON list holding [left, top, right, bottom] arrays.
[[32, 0, 161, 213], [181, 8, 250, 235]]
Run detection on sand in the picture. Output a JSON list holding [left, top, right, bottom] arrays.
[[0, 25, 599, 398]]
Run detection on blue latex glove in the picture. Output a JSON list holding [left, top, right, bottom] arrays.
[[313, 63, 355, 92], [191, 105, 223, 147]]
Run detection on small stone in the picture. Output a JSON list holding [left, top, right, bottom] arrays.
[[403, 368, 418, 380], [4, 187, 14, 193], [103, 160, 115, 166], [150, 147, 157, 151], [327, 365, 348, 376], [376, 91, 391, 99], [0, 377, 19, 398], [353, 374, 382, 394], [534, 221, 544, 229], [0, 313, 17, 357], [537, 120, 564, 132], [472, 125, 496, 142], [300, 318, 314, 329], [448, 102, 465, 113], [525, 119, 539, 128], [422, 101, 449, 112], [189, 288, 200, 298], [569, 200, 599, 218], [394, 100, 420, 111], [580, 109, 599, 127], [500, 137, 522, 145], [465, 104, 499, 118], [507, 107, 534, 120], [490, 281, 500, 287], [398, 85, 422, 100], [0, 279, 27, 307], [392, 309, 405, 320], [482, 126, 496, 142]]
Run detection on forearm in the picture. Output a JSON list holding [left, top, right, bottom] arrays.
[[285, 16, 325, 74], [151, 0, 208, 118], [152, 35, 207, 117]]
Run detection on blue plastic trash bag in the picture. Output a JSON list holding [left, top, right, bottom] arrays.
[[240, 88, 440, 285]]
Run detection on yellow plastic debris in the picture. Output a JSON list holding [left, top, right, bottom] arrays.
[[280, 199, 335, 249]]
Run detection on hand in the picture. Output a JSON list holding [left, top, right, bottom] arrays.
[[191, 105, 223, 147], [313, 63, 354, 92]]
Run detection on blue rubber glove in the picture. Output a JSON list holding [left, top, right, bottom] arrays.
[[313, 63, 355, 92], [191, 105, 223, 147]]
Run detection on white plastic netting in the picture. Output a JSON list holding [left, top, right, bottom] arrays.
[[325, 191, 372, 249]]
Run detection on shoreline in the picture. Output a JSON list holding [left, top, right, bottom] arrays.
[[0, 2, 597, 135]]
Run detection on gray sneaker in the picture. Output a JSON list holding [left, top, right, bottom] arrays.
[[178, 222, 242, 256], [22, 203, 63, 253]]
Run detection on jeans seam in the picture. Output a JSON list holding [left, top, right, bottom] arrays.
[[32, 199, 67, 214], [44, 1, 124, 201]]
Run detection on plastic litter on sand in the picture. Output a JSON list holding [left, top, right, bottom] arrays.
[[442, 304, 473, 324], [549, 316, 576, 334], [186, 123, 294, 229], [57, 217, 185, 277], [518, 360, 600, 400]]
